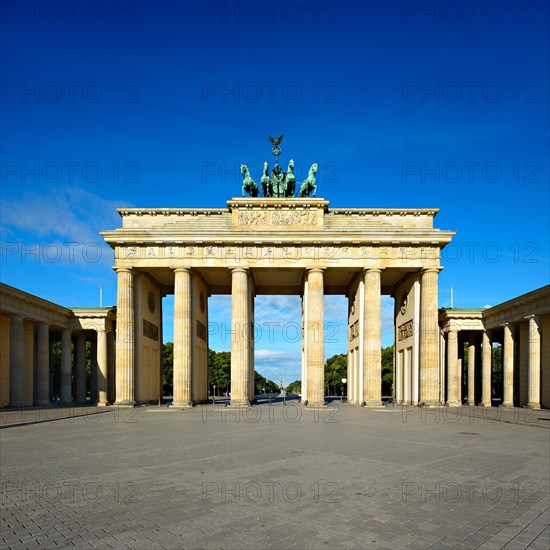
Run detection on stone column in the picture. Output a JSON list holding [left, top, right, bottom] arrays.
[[230, 268, 251, 406], [446, 326, 459, 406], [394, 348, 402, 405], [8, 315, 25, 407], [90, 336, 97, 403], [481, 331, 492, 406], [526, 315, 541, 409], [467, 335, 476, 406], [363, 268, 382, 406], [420, 268, 441, 405], [305, 268, 325, 407], [75, 332, 87, 405], [107, 329, 115, 405], [97, 328, 109, 406], [114, 268, 135, 406], [502, 323, 514, 407], [173, 268, 193, 408], [60, 328, 73, 405], [35, 322, 50, 406]]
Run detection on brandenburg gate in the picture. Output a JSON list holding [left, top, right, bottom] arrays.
[[101, 140, 455, 408]]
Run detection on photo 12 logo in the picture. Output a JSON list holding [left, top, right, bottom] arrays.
[[0, 1, 140, 24], [1, 81, 140, 104], [201, 81, 339, 104], [201, 1, 340, 24]]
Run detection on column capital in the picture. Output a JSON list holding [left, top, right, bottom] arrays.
[[306, 267, 325, 274], [421, 267, 443, 274], [115, 267, 133, 275], [362, 267, 383, 275], [231, 267, 249, 275], [11, 313, 24, 323], [173, 267, 192, 274], [524, 314, 539, 322]]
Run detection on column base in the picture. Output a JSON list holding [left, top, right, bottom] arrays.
[[363, 400, 382, 407], [303, 401, 326, 409], [419, 401, 442, 407], [97, 401, 110, 407], [501, 402, 514, 408], [227, 400, 251, 409], [114, 400, 136, 408], [34, 401, 51, 407], [171, 401, 193, 409], [480, 402, 492, 407], [527, 402, 541, 410], [467, 400, 476, 406], [446, 402, 460, 407]]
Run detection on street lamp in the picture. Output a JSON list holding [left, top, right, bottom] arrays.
[[341, 378, 347, 404], [213, 384, 216, 405]]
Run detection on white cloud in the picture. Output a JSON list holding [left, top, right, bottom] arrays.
[[1, 185, 127, 267]]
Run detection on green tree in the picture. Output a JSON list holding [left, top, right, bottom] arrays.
[[324, 354, 347, 396], [381, 345, 393, 396], [286, 380, 301, 394], [208, 349, 231, 395], [162, 342, 173, 395], [254, 371, 279, 394]]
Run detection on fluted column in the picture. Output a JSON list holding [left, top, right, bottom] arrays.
[[481, 331, 492, 406], [173, 268, 193, 408], [60, 328, 73, 405], [75, 332, 87, 405], [420, 268, 441, 405], [8, 315, 25, 407], [502, 323, 514, 407], [526, 315, 541, 409], [97, 328, 109, 406], [114, 268, 135, 406], [304, 268, 325, 407], [446, 326, 459, 406], [230, 268, 251, 406], [467, 335, 477, 405], [363, 268, 382, 406], [35, 322, 50, 406], [90, 336, 97, 403]]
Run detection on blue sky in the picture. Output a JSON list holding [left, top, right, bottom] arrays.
[[1, 0, 548, 384]]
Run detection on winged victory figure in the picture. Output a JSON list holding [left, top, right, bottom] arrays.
[[268, 134, 284, 147]]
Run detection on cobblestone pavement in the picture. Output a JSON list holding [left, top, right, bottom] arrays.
[[1, 402, 549, 549]]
